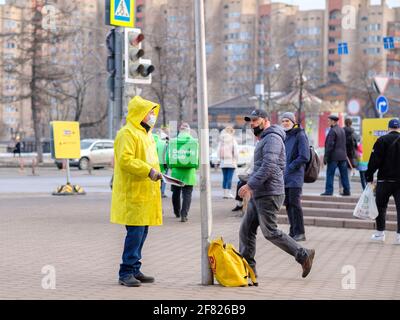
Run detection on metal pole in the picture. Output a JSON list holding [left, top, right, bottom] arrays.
[[194, 0, 213, 285], [114, 27, 124, 137], [108, 98, 114, 139], [66, 159, 71, 185]]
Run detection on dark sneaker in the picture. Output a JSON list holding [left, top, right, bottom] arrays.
[[134, 272, 155, 283], [301, 249, 315, 278], [174, 213, 180, 218], [232, 205, 243, 212], [119, 275, 141, 287], [180, 216, 188, 222], [340, 192, 351, 196], [293, 234, 306, 242], [320, 192, 333, 196]]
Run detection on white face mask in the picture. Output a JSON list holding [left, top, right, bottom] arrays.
[[146, 114, 157, 127]]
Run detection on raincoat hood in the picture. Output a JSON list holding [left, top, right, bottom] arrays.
[[127, 96, 160, 130]]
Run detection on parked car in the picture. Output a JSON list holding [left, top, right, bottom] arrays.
[[210, 144, 255, 168], [55, 139, 114, 170]]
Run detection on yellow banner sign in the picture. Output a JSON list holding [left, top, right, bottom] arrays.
[[51, 121, 81, 159], [362, 118, 391, 162]]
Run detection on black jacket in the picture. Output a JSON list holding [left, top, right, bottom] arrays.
[[324, 124, 347, 162], [344, 126, 358, 167], [366, 131, 400, 182]]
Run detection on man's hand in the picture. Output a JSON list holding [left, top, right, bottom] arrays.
[[238, 184, 252, 199], [149, 168, 162, 181]]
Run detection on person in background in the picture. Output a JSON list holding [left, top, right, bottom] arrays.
[[153, 130, 168, 198], [281, 112, 310, 242], [13, 137, 22, 157], [321, 115, 351, 196], [357, 141, 368, 190], [366, 119, 400, 244], [167, 123, 199, 222], [338, 118, 358, 192], [217, 126, 239, 199], [111, 96, 163, 287]]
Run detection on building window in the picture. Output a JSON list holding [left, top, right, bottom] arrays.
[[329, 37, 335, 43], [328, 60, 335, 66], [328, 49, 335, 54], [329, 10, 340, 20], [329, 25, 336, 31]]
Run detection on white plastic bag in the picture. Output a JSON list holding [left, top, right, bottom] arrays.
[[353, 184, 379, 220]]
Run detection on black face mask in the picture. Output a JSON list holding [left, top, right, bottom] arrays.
[[253, 125, 264, 137]]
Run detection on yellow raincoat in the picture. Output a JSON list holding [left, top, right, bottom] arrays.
[[110, 96, 162, 226]]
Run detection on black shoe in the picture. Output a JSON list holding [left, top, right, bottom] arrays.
[[340, 192, 351, 196], [293, 234, 306, 242], [119, 275, 141, 287], [301, 249, 315, 278], [320, 192, 333, 196], [162, 194, 167, 198], [174, 213, 180, 218], [180, 216, 188, 222], [232, 205, 243, 212], [134, 272, 155, 283]]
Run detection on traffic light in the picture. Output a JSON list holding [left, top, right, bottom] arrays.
[[106, 29, 116, 101], [124, 27, 154, 84]]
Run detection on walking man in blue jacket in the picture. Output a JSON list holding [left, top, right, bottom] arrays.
[[238, 110, 315, 280], [281, 112, 310, 242]]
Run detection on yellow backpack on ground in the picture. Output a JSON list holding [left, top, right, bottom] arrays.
[[208, 237, 258, 287]]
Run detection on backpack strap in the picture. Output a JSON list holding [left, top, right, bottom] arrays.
[[242, 257, 258, 286], [232, 247, 258, 286]]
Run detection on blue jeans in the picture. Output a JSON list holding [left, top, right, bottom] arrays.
[[325, 160, 350, 194], [119, 226, 148, 279], [222, 168, 235, 190]]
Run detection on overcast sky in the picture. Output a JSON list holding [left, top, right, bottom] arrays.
[[273, 0, 399, 10]]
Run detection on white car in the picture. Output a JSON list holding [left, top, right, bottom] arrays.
[[55, 139, 114, 170], [210, 144, 255, 168]]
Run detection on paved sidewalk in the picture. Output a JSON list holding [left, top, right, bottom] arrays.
[[0, 192, 399, 300]]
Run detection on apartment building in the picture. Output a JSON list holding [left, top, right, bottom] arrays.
[[0, 0, 108, 141], [0, 1, 32, 141]]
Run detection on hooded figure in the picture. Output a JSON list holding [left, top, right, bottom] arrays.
[[111, 96, 163, 287], [111, 96, 162, 226]]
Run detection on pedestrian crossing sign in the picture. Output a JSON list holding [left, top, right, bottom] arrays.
[[110, 0, 135, 27]]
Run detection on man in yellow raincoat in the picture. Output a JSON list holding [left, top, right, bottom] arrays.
[[111, 96, 163, 287]]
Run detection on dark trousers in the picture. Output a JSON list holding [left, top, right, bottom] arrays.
[[222, 168, 235, 189], [375, 182, 400, 233], [325, 160, 350, 194], [119, 226, 148, 279], [284, 188, 305, 237], [172, 185, 193, 218], [239, 195, 308, 276], [359, 171, 367, 190], [235, 179, 247, 201]]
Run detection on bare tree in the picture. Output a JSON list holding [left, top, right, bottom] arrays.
[[347, 57, 383, 118], [49, 33, 108, 128], [146, 5, 196, 126], [0, 1, 76, 162]]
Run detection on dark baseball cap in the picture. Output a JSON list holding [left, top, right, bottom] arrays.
[[328, 114, 339, 121], [388, 118, 400, 129], [244, 109, 269, 122]]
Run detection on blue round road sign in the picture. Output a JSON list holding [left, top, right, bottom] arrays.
[[376, 95, 389, 115]]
